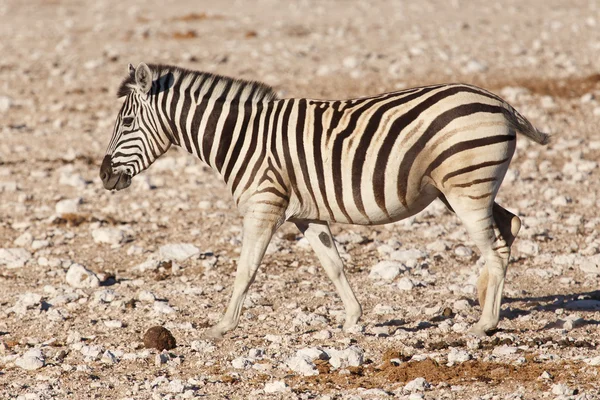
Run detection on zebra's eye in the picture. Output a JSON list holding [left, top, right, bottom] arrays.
[[122, 117, 135, 126]]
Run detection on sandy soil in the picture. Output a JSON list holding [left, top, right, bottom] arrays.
[[1, 0, 600, 399]]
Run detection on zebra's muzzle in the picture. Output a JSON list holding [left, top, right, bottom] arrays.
[[100, 155, 132, 191]]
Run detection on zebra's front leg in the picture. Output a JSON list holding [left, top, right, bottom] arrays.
[[205, 206, 284, 339], [295, 220, 362, 330]]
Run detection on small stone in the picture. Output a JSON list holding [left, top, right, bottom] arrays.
[[231, 357, 253, 369], [447, 348, 471, 364], [153, 301, 176, 314], [313, 330, 332, 340], [13, 232, 33, 247], [264, 380, 290, 394], [540, 371, 553, 380], [31, 240, 50, 250], [155, 352, 170, 366], [159, 243, 200, 262], [94, 289, 116, 303], [561, 316, 585, 331], [168, 379, 185, 393], [81, 345, 103, 360], [65, 263, 100, 288], [0, 96, 13, 112], [138, 290, 156, 302], [463, 59, 488, 73], [143, 326, 176, 351], [453, 299, 470, 311], [492, 346, 518, 356], [397, 277, 415, 291], [390, 249, 427, 267], [369, 261, 404, 280], [551, 383, 574, 395], [55, 198, 81, 215], [92, 227, 125, 245], [454, 246, 473, 258], [404, 377, 430, 392], [516, 240, 539, 256], [584, 355, 600, 366], [103, 320, 123, 329], [15, 349, 45, 370], [286, 355, 318, 376], [0, 248, 32, 268], [101, 350, 118, 364], [577, 254, 600, 275]]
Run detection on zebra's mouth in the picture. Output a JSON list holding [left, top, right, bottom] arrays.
[[102, 172, 132, 191]]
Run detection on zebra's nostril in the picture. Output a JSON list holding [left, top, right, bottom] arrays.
[[100, 171, 109, 181]]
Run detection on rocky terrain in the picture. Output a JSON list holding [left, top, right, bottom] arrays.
[[1, 0, 600, 399]]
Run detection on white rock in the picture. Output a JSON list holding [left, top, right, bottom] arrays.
[[155, 352, 170, 366], [447, 348, 471, 364], [103, 320, 123, 329], [231, 357, 253, 369], [248, 348, 264, 359], [463, 59, 487, 73], [138, 290, 156, 302], [551, 383, 574, 396], [561, 315, 585, 331], [101, 350, 118, 364], [577, 254, 600, 275], [0, 248, 32, 268], [80, 345, 103, 360], [18, 292, 42, 309], [369, 261, 404, 280], [0, 96, 12, 113], [94, 289, 116, 303], [397, 277, 415, 291], [313, 330, 332, 340], [326, 346, 364, 369], [454, 246, 473, 258], [492, 346, 518, 356], [264, 380, 290, 394], [297, 347, 328, 361], [168, 379, 185, 394], [286, 355, 318, 376], [453, 299, 470, 311], [404, 377, 430, 392], [159, 243, 200, 261], [390, 249, 426, 267], [15, 349, 45, 371], [65, 264, 100, 288], [92, 227, 124, 245], [55, 198, 81, 215], [31, 240, 50, 250], [540, 371, 553, 380], [59, 172, 87, 188], [584, 355, 600, 366], [516, 240, 539, 256], [14, 232, 33, 247], [153, 301, 176, 314]]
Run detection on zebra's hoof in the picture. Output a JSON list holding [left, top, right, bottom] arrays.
[[203, 327, 225, 340]]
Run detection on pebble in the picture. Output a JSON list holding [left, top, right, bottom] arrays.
[[463, 59, 487, 73], [168, 379, 185, 394], [91, 227, 125, 245], [14, 232, 33, 247], [551, 383, 574, 396], [15, 349, 45, 371], [0, 248, 32, 268], [516, 240, 539, 256], [0, 95, 12, 112], [369, 260, 404, 280], [584, 355, 600, 366], [137, 290, 156, 302], [55, 198, 81, 215], [153, 301, 176, 314], [453, 299, 470, 311], [576, 254, 600, 275], [325, 346, 364, 369], [264, 381, 290, 394], [492, 346, 518, 356], [397, 277, 415, 291], [65, 263, 100, 288], [390, 249, 426, 267], [404, 377, 430, 392], [159, 243, 200, 261], [286, 354, 318, 376], [81, 345, 103, 361], [101, 350, 118, 364], [454, 246, 473, 258], [231, 357, 253, 369], [447, 348, 471, 364]]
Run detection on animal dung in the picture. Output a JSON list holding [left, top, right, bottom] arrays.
[[143, 326, 177, 351]]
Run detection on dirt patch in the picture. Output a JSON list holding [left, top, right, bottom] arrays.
[[486, 74, 600, 99]]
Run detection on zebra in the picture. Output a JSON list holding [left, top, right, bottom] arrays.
[[100, 62, 549, 339]]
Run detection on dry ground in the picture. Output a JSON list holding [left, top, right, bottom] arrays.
[[1, 0, 600, 399]]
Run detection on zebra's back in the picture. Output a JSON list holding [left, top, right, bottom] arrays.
[[277, 83, 519, 225]]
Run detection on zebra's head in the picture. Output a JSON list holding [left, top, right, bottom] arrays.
[[100, 62, 172, 190]]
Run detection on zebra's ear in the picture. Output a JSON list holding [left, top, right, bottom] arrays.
[[128, 63, 135, 77], [134, 62, 153, 94]]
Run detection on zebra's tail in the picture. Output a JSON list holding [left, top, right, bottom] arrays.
[[501, 102, 550, 145]]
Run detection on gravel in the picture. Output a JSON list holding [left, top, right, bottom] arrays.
[[14, 349, 45, 371], [65, 263, 100, 288]]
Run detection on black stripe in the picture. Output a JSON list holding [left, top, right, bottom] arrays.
[[280, 100, 303, 203], [240, 102, 274, 197], [423, 135, 516, 179], [441, 157, 510, 185], [191, 78, 219, 162], [295, 100, 321, 217], [161, 76, 180, 146], [202, 80, 233, 162], [269, 100, 286, 170], [311, 101, 335, 220], [231, 102, 265, 194], [452, 177, 498, 188], [178, 78, 194, 153], [223, 94, 255, 183]]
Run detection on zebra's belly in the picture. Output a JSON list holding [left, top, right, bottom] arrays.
[[288, 184, 440, 226]]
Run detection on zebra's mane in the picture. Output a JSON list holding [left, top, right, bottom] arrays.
[[117, 64, 278, 102]]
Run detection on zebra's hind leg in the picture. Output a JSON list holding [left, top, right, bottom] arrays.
[[477, 204, 521, 309], [295, 220, 362, 330], [443, 194, 511, 337], [205, 204, 284, 339]]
